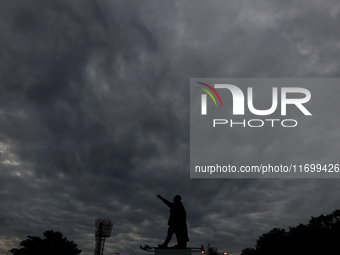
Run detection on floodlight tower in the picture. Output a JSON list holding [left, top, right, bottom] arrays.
[[94, 218, 113, 255]]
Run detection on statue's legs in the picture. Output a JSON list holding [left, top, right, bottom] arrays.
[[175, 231, 187, 248], [159, 225, 188, 248], [174, 224, 189, 248], [159, 226, 175, 247]]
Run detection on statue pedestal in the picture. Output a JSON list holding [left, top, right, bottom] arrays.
[[155, 249, 191, 255]]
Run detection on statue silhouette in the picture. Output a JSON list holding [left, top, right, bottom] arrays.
[[157, 194, 189, 248]]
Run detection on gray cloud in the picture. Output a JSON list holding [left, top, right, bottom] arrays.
[[1, 1, 340, 255]]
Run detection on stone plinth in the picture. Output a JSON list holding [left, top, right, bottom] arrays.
[[155, 249, 191, 255]]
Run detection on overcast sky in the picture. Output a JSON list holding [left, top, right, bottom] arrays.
[[1, 1, 340, 255]]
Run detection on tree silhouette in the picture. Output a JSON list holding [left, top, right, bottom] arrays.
[[206, 243, 218, 255], [241, 210, 340, 255], [8, 230, 82, 255]]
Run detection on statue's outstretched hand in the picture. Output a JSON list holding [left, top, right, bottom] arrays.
[[157, 194, 163, 199]]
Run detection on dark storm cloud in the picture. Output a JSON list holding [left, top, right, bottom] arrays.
[[1, 1, 340, 255]]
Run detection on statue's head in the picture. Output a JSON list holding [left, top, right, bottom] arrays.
[[173, 195, 182, 203]]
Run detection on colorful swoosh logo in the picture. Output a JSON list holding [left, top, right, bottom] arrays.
[[196, 82, 222, 106]]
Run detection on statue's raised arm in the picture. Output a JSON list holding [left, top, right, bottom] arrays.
[[157, 194, 174, 208]]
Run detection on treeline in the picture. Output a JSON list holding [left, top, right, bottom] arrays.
[[8, 230, 81, 255], [241, 209, 340, 255]]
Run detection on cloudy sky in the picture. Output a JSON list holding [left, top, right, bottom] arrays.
[[1, 1, 340, 255]]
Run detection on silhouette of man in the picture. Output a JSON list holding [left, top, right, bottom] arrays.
[[157, 194, 189, 248]]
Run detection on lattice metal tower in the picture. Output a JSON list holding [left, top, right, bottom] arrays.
[[94, 218, 113, 255]]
